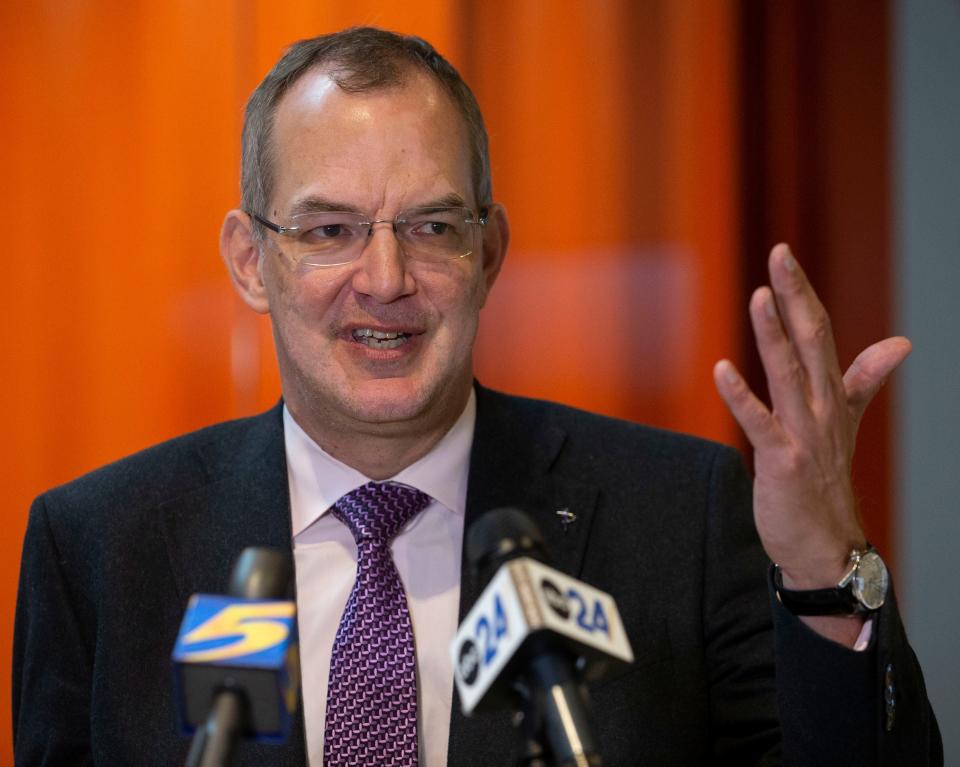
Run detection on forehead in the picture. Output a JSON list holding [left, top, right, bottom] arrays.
[[268, 67, 473, 212]]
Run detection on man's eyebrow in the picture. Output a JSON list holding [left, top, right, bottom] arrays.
[[417, 193, 469, 209], [288, 196, 363, 216], [287, 192, 472, 218]]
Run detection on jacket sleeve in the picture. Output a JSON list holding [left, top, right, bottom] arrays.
[[704, 450, 943, 767], [773, 582, 943, 766], [13, 495, 95, 766], [703, 446, 942, 766]]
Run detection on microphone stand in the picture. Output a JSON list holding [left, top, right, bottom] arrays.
[[512, 649, 602, 767], [515, 688, 550, 767], [185, 689, 247, 767]]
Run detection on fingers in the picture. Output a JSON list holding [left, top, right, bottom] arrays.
[[844, 336, 912, 424], [724, 243, 910, 447], [767, 244, 843, 400], [748, 284, 809, 424], [713, 359, 784, 452]]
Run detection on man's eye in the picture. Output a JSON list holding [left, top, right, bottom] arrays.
[[301, 221, 358, 244], [411, 220, 459, 237]]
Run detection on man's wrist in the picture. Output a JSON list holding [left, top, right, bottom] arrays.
[[773, 545, 888, 617], [775, 535, 869, 590]]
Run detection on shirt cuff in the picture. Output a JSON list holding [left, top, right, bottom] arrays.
[[853, 617, 874, 652]]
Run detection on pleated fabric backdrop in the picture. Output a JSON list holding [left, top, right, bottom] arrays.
[[0, 2, 893, 760]]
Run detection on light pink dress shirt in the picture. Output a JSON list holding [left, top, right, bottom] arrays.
[[284, 391, 474, 767]]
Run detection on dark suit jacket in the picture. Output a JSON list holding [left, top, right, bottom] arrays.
[[13, 387, 941, 766]]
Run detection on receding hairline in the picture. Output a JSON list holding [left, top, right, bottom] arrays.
[[261, 63, 479, 212], [280, 60, 454, 110]]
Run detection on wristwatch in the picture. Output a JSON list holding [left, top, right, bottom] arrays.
[[774, 546, 889, 616]]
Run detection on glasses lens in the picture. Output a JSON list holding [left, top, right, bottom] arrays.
[[282, 207, 482, 268], [293, 211, 368, 267], [398, 207, 478, 261]]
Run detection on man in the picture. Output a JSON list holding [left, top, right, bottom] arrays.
[[13, 27, 940, 766]]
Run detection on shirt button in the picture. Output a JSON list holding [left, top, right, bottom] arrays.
[[884, 662, 896, 732]]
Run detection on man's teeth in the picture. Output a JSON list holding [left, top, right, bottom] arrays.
[[352, 328, 411, 349]]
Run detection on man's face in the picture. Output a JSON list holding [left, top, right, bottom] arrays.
[[239, 69, 504, 443]]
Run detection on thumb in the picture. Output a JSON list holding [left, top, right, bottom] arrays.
[[843, 336, 912, 424]]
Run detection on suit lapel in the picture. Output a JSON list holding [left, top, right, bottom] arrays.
[[447, 386, 599, 766], [158, 405, 293, 600]]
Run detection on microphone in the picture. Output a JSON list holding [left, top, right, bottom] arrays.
[[450, 509, 634, 767], [172, 547, 299, 767]]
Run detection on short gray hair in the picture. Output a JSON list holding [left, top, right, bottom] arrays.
[[241, 27, 492, 227]]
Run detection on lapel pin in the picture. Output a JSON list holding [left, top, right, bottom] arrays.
[[555, 508, 577, 532]]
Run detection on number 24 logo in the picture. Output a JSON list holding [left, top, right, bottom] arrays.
[[567, 589, 610, 635], [474, 595, 508, 666]]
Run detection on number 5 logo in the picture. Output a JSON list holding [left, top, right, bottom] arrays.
[[181, 602, 295, 663]]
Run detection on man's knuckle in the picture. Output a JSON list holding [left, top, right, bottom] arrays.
[[808, 313, 832, 344], [749, 405, 773, 431], [776, 360, 804, 387]]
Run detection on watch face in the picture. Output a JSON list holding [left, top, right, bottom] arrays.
[[852, 550, 889, 610]]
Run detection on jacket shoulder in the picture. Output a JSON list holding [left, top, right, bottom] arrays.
[[475, 385, 741, 473], [37, 405, 283, 518]]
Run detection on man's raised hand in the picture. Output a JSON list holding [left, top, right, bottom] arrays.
[[713, 244, 911, 642]]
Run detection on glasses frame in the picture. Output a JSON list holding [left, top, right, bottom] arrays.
[[247, 206, 489, 268]]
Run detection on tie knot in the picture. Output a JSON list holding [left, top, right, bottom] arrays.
[[332, 481, 431, 544]]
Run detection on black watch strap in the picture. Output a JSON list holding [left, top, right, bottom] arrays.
[[773, 566, 862, 616]]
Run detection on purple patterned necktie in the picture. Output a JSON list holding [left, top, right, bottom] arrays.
[[323, 481, 431, 766]]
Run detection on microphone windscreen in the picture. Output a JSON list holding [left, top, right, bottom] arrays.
[[466, 507, 547, 586], [229, 547, 293, 599]]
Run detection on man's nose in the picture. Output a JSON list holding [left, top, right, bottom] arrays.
[[350, 221, 415, 302]]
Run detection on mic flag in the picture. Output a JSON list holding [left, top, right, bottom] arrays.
[[172, 547, 299, 746], [172, 595, 298, 742], [450, 554, 634, 715]]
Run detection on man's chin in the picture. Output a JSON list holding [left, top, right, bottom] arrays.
[[347, 399, 426, 426], [333, 379, 425, 422], [340, 377, 467, 429]]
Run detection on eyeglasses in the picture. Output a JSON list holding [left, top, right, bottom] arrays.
[[248, 206, 488, 268]]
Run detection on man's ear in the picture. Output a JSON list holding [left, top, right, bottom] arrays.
[[478, 203, 510, 306], [220, 210, 270, 314]]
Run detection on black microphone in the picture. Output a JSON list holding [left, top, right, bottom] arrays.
[[172, 547, 299, 767], [451, 509, 634, 767]]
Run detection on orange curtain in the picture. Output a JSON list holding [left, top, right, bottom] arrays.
[[1, 2, 746, 759], [469, 2, 742, 440]]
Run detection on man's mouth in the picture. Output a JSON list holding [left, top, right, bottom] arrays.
[[351, 328, 413, 350]]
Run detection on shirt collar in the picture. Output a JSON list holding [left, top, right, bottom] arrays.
[[284, 389, 476, 537]]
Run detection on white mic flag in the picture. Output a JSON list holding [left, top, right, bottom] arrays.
[[451, 556, 634, 715]]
